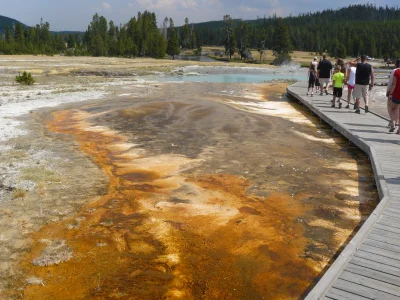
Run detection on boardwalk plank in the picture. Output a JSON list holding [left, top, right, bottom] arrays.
[[375, 223, 400, 234], [381, 210, 400, 219], [351, 256, 400, 278], [355, 249, 400, 269], [364, 238, 400, 254], [325, 288, 369, 300], [359, 244, 400, 260], [339, 271, 400, 297], [377, 219, 400, 230], [332, 278, 399, 300], [346, 263, 400, 287], [368, 232, 400, 247]]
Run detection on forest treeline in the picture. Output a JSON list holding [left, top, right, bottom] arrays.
[[0, 11, 197, 58], [0, 4, 399, 59], [197, 4, 400, 59]]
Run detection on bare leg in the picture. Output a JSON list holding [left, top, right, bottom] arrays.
[[396, 104, 400, 134], [388, 101, 398, 131], [387, 99, 391, 120], [347, 89, 351, 105], [355, 98, 361, 108], [363, 96, 368, 107], [397, 106, 400, 131]]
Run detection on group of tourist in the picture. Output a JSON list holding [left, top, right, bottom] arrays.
[[307, 54, 400, 134], [308, 55, 374, 113]]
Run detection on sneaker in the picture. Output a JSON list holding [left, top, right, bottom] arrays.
[[307, 92, 310, 96], [345, 105, 350, 109], [331, 104, 335, 108], [355, 109, 360, 114], [389, 125, 395, 133], [339, 103, 342, 109], [365, 106, 369, 113], [353, 103, 356, 109], [311, 93, 313, 97], [320, 93, 324, 96], [325, 90, 329, 95], [388, 121, 392, 127]]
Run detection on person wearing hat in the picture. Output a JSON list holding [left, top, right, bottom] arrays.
[[312, 57, 318, 69]]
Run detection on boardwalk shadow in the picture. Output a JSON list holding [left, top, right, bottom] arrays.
[[350, 129, 383, 134], [364, 137, 400, 145], [345, 123, 387, 128], [386, 177, 400, 185], [320, 110, 355, 113]]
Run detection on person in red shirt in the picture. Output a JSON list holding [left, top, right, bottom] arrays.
[[388, 68, 400, 134]]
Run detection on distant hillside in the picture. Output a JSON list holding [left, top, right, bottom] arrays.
[[190, 4, 400, 31], [188, 4, 400, 59], [0, 15, 25, 31]]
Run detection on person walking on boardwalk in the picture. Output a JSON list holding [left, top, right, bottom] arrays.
[[349, 55, 375, 114], [331, 65, 345, 108], [388, 59, 400, 133], [315, 75, 320, 93], [317, 55, 333, 96], [336, 58, 346, 74], [311, 57, 318, 69], [345, 63, 356, 109], [307, 65, 317, 97]]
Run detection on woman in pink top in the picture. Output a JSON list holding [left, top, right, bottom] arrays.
[[388, 68, 400, 134], [387, 59, 400, 131]]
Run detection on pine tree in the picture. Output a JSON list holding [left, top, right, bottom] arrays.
[[14, 23, 25, 53], [236, 21, 249, 59], [271, 18, 291, 56], [167, 19, 180, 59], [271, 18, 292, 65], [223, 15, 235, 59]]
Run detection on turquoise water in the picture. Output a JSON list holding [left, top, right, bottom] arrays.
[[155, 73, 307, 83]]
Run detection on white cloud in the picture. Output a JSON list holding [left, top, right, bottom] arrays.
[[128, 3, 134, 7], [103, 2, 111, 9]]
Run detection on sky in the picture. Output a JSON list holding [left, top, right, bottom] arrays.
[[0, 0, 398, 31]]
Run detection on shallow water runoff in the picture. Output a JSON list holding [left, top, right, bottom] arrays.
[[157, 73, 306, 83], [153, 66, 307, 83], [7, 81, 377, 300]]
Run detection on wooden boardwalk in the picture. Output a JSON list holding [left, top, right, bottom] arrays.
[[287, 82, 400, 300]]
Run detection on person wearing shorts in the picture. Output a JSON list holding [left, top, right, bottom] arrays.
[[307, 65, 317, 96], [388, 65, 400, 134], [317, 55, 332, 96], [387, 59, 400, 131], [349, 55, 375, 114], [332, 65, 345, 108], [345, 64, 356, 109]]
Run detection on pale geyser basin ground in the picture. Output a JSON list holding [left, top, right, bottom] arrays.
[[0, 57, 377, 299]]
